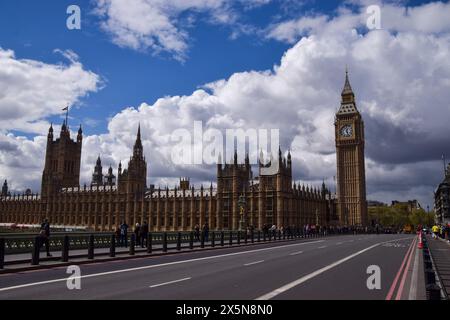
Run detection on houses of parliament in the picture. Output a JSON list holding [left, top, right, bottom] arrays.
[[0, 72, 368, 231]]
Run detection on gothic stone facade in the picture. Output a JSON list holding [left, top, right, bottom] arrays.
[[1, 74, 378, 231], [335, 71, 368, 226], [0, 124, 335, 231]]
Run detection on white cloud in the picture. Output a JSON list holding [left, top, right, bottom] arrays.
[[0, 48, 102, 134], [266, 1, 450, 43], [93, 0, 272, 60]]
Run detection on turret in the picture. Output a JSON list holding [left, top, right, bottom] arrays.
[[1, 180, 8, 197], [77, 124, 83, 143]]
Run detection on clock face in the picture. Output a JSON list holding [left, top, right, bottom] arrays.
[[340, 124, 353, 137]]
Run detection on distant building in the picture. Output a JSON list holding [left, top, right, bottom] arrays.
[[391, 200, 421, 214], [435, 163, 450, 224], [367, 200, 387, 207]]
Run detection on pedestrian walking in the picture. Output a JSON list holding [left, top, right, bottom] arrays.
[[432, 224, 439, 239], [39, 218, 52, 257], [140, 221, 149, 248], [120, 221, 129, 247], [134, 223, 141, 246], [115, 225, 121, 243], [202, 223, 209, 243], [194, 224, 200, 241]]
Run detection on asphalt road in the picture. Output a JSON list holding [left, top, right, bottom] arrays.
[[0, 234, 417, 300]]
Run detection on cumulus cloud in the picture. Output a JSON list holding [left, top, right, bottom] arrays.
[[93, 0, 272, 60], [0, 48, 101, 192], [0, 48, 102, 134], [3, 1, 450, 209]]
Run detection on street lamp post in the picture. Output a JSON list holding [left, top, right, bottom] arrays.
[[238, 194, 247, 231]]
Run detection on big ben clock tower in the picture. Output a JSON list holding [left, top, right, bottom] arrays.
[[335, 70, 368, 226]]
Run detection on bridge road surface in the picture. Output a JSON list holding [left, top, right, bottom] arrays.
[[0, 234, 417, 300]]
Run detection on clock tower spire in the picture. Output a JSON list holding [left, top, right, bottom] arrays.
[[335, 69, 368, 226]]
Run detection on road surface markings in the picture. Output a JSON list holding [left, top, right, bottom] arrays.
[[385, 237, 416, 300], [256, 237, 414, 300], [408, 237, 420, 300], [244, 260, 264, 266], [318, 246, 327, 249], [289, 251, 303, 256], [0, 240, 324, 293], [149, 277, 191, 288], [336, 242, 343, 245], [395, 237, 417, 300]]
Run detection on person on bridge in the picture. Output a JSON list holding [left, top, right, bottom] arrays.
[[431, 225, 439, 239], [134, 223, 141, 246], [202, 223, 209, 242], [120, 221, 129, 247], [194, 224, 200, 242], [39, 219, 51, 257], [140, 221, 149, 248]]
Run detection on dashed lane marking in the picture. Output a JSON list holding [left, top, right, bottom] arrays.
[[149, 277, 191, 288], [244, 260, 264, 266]]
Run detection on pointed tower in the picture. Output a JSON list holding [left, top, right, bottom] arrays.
[[335, 69, 367, 226], [41, 118, 82, 197], [118, 125, 147, 195], [105, 165, 116, 187], [1, 180, 8, 197], [91, 156, 104, 187]]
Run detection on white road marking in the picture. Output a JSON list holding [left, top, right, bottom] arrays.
[[318, 246, 327, 249], [336, 242, 343, 245], [149, 277, 191, 288], [289, 251, 303, 256], [0, 239, 325, 293], [244, 260, 264, 266], [256, 237, 414, 300]]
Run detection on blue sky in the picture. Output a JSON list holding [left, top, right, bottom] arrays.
[[0, 0, 449, 209]]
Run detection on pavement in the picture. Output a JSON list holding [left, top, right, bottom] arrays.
[[0, 234, 422, 300], [426, 235, 450, 298]]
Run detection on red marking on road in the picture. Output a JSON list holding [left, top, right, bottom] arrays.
[[395, 236, 417, 300], [385, 237, 415, 300]]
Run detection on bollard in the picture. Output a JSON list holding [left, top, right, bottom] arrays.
[[200, 232, 205, 248], [31, 236, 40, 265], [177, 232, 181, 251], [110, 234, 116, 257], [263, 231, 266, 242], [88, 234, 95, 259], [220, 231, 225, 247], [229, 231, 233, 246], [129, 234, 135, 256], [257, 231, 261, 242], [244, 231, 248, 244], [237, 231, 241, 245], [251, 230, 254, 243], [147, 233, 152, 254], [162, 232, 168, 252], [189, 232, 194, 249], [0, 238, 5, 269], [211, 232, 215, 248], [62, 235, 70, 262], [426, 283, 441, 300], [425, 268, 435, 284]]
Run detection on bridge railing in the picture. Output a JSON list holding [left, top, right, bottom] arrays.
[[0, 228, 371, 269]]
